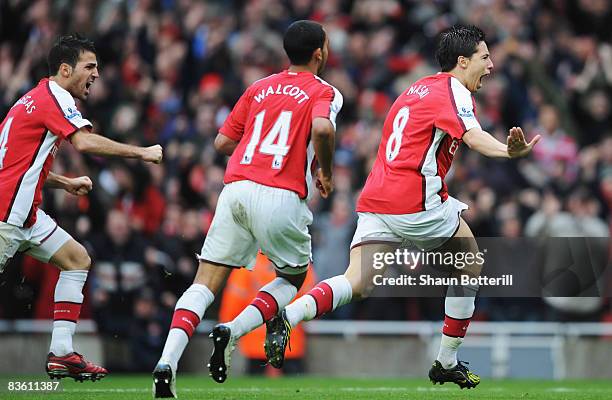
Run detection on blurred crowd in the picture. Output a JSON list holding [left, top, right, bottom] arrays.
[[1, 0, 612, 370]]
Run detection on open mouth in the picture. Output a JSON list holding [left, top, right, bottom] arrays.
[[86, 82, 92, 89]]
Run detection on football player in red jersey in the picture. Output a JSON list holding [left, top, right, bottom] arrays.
[[153, 20, 342, 397], [265, 25, 540, 389], [0, 34, 162, 382]]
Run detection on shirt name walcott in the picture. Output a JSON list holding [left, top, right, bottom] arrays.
[[254, 84, 310, 104]]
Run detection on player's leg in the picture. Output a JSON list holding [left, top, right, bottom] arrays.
[[436, 217, 481, 368], [429, 216, 482, 388], [282, 212, 400, 328], [264, 213, 400, 368], [23, 210, 106, 381], [281, 239, 395, 325], [0, 221, 22, 274], [223, 268, 307, 341], [47, 239, 91, 360], [283, 245, 356, 327], [210, 184, 313, 380], [211, 268, 308, 376], [154, 260, 233, 395], [220, 186, 312, 338], [264, 242, 397, 368], [157, 261, 233, 370], [154, 183, 256, 397]]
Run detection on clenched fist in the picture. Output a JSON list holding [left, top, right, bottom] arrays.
[[141, 145, 163, 164], [65, 176, 93, 196]]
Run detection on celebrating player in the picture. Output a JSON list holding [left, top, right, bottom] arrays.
[[264, 25, 540, 389], [0, 34, 163, 382], [152, 20, 342, 398]]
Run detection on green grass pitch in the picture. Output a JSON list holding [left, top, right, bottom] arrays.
[[2, 375, 612, 399]]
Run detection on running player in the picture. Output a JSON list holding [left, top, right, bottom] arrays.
[[0, 34, 163, 382], [152, 20, 342, 398], [264, 25, 540, 389]]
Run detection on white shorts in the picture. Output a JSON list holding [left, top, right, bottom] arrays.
[[350, 196, 468, 252], [200, 181, 313, 275], [0, 209, 72, 272]]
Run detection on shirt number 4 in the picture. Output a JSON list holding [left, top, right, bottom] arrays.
[[241, 110, 292, 169], [0, 117, 13, 170]]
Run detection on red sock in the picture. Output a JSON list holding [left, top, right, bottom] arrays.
[[171, 309, 201, 338], [307, 282, 334, 318], [53, 301, 82, 323], [250, 291, 279, 321], [442, 315, 471, 338]]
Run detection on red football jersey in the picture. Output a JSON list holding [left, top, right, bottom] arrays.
[[357, 73, 481, 214], [0, 78, 92, 227], [221, 70, 342, 198]]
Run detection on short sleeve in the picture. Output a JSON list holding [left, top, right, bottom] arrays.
[[45, 81, 92, 140], [220, 88, 252, 141], [435, 77, 480, 139], [312, 85, 343, 129]]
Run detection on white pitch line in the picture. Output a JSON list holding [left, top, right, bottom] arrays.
[[63, 386, 444, 394], [65, 385, 608, 395], [416, 387, 451, 392], [340, 387, 421, 392]]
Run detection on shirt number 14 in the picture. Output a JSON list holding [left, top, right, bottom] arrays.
[[241, 110, 292, 169]]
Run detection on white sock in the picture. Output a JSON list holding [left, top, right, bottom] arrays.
[[50, 270, 88, 356], [436, 286, 477, 369], [159, 284, 214, 372], [225, 306, 262, 338], [285, 295, 317, 327], [226, 277, 297, 338], [437, 334, 463, 369], [445, 296, 476, 319], [285, 275, 352, 327], [50, 326, 73, 356]]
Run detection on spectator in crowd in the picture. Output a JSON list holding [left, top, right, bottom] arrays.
[[90, 210, 148, 339], [525, 187, 609, 320], [129, 288, 171, 372]]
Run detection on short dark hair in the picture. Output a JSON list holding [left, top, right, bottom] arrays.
[[435, 25, 485, 72], [48, 33, 96, 75], [283, 20, 326, 66]]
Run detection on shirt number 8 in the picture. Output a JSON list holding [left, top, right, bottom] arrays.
[[386, 107, 409, 162]]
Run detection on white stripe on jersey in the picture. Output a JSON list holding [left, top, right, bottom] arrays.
[[313, 76, 343, 129], [48, 81, 92, 129], [328, 86, 343, 129], [450, 77, 480, 132], [307, 77, 342, 199], [7, 131, 57, 226], [420, 128, 446, 210], [305, 140, 316, 200]]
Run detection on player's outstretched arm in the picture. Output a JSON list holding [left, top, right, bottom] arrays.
[[312, 117, 335, 198], [70, 128, 163, 163], [463, 126, 540, 159], [506, 126, 541, 158], [46, 172, 93, 196], [214, 133, 239, 156]]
